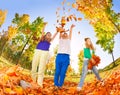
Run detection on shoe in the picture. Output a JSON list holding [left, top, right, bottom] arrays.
[[20, 80, 32, 89], [54, 86, 59, 90], [58, 86, 62, 90], [77, 87, 82, 91]]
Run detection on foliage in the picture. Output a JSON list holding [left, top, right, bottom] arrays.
[[0, 65, 120, 94], [72, 0, 120, 54], [1, 13, 44, 69], [78, 50, 84, 74], [46, 56, 55, 75], [0, 9, 7, 27], [0, 31, 8, 55]]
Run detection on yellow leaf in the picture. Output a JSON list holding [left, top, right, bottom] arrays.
[[14, 86, 23, 95], [72, 3, 77, 8]]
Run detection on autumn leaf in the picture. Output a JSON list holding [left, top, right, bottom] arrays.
[[78, 17, 82, 21], [72, 3, 77, 9]]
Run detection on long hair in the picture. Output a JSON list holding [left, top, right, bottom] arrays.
[[84, 38, 95, 50], [40, 32, 51, 43]]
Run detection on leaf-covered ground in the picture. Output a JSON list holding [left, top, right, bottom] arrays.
[[0, 65, 119, 95]]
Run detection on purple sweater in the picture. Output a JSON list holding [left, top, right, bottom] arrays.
[[36, 40, 51, 51]]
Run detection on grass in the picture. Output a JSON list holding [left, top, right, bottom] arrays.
[[101, 57, 120, 71], [0, 56, 13, 68], [0, 56, 30, 75]]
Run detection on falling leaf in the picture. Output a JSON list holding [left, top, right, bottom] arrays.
[[68, 8, 71, 12], [57, 7, 61, 11], [69, 15, 73, 21], [63, 7, 65, 11], [73, 15, 77, 21], [56, 11, 58, 15], [67, 17, 70, 22], [78, 17, 82, 21], [57, 20, 59, 23], [72, 3, 77, 9]]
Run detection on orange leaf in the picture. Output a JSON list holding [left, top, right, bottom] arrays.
[[72, 3, 77, 8], [78, 17, 82, 21]]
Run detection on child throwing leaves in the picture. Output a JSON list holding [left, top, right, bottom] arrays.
[[77, 38, 101, 91], [31, 22, 58, 87], [54, 24, 75, 88]]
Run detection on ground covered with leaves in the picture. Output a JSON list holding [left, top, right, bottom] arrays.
[[0, 65, 119, 95]]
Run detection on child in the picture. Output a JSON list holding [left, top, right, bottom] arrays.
[[54, 24, 75, 88], [77, 38, 101, 91], [31, 22, 58, 87]]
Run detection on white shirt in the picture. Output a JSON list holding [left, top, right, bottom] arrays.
[[58, 39, 71, 55]]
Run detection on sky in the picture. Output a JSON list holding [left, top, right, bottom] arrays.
[[0, 0, 120, 72]]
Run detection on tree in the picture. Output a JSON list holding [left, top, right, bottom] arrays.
[[0, 30, 8, 55], [0, 26, 18, 56], [0, 13, 44, 69], [11, 13, 44, 66], [66, 65, 74, 77], [78, 50, 84, 74], [72, 0, 120, 66], [45, 45, 58, 75], [46, 56, 55, 75]]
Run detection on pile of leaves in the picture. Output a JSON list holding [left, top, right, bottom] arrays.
[[0, 65, 120, 95], [82, 70, 120, 95]]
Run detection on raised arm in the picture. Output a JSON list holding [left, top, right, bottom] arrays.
[[59, 32, 63, 39], [51, 31, 58, 42], [56, 26, 65, 39], [69, 24, 75, 40], [41, 22, 47, 37]]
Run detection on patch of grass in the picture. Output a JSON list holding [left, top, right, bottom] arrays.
[[101, 57, 120, 72], [0, 56, 13, 68]]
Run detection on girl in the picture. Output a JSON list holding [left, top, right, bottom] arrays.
[[31, 22, 58, 87], [77, 38, 101, 91], [54, 24, 75, 88]]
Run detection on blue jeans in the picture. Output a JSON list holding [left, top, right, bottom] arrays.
[[54, 54, 70, 87], [78, 60, 101, 87]]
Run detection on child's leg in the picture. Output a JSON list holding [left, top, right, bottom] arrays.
[[31, 49, 40, 82], [37, 51, 49, 87], [54, 54, 62, 86], [78, 60, 88, 87], [59, 54, 69, 87], [92, 66, 101, 80]]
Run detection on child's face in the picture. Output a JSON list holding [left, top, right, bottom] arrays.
[[46, 32, 52, 39], [86, 39, 92, 45], [62, 33, 68, 39]]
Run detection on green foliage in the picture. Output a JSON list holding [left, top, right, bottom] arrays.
[[78, 50, 84, 74], [75, 0, 119, 54], [1, 13, 44, 69], [0, 31, 8, 55]]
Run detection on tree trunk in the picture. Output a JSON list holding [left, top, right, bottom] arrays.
[[111, 51, 116, 67], [17, 34, 32, 64], [0, 39, 8, 56]]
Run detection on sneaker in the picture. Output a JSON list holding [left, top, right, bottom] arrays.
[[58, 86, 62, 90], [77, 87, 82, 91], [54, 86, 59, 90]]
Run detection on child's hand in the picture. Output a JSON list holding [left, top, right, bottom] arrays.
[[71, 24, 75, 28], [56, 26, 65, 33], [91, 58, 95, 64], [43, 22, 48, 26]]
